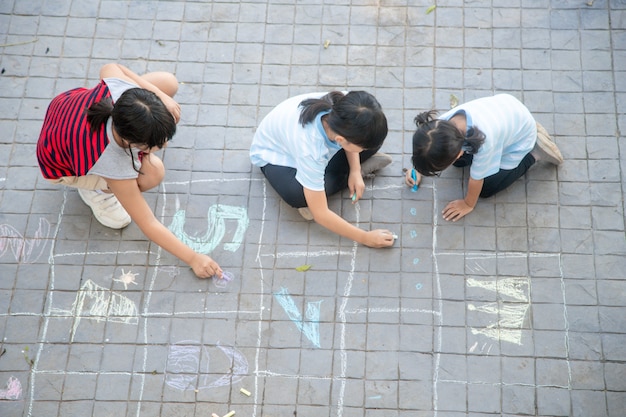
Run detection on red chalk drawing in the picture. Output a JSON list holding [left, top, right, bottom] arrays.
[[0, 376, 22, 400]]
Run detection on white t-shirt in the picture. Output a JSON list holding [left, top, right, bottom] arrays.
[[250, 92, 342, 191], [440, 94, 537, 180]]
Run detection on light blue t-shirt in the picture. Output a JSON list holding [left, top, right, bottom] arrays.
[[250, 92, 342, 191], [440, 94, 537, 180]]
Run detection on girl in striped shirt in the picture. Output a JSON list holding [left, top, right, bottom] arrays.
[[37, 63, 222, 279]]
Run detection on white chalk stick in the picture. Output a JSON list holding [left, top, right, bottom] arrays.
[[223, 411, 236, 417], [240, 387, 251, 396]]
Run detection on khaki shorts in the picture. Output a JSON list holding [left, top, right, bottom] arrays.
[[47, 174, 108, 191]]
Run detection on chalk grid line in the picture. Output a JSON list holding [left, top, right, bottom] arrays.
[[22, 179, 572, 416]]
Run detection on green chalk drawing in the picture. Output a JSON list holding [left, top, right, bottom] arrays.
[[274, 287, 322, 348], [168, 204, 249, 254]]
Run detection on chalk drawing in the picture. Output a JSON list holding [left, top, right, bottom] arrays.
[[113, 269, 139, 290], [156, 265, 180, 277], [213, 271, 234, 289], [0, 218, 50, 263], [168, 201, 249, 254], [0, 376, 22, 400], [165, 341, 249, 391], [273, 287, 322, 348], [50, 279, 139, 342], [466, 277, 530, 345]]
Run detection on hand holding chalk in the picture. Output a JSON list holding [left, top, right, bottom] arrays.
[[213, 270, 234, 288], [411, 169, 419, 192]]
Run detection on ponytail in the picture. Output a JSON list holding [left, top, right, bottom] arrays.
[[298, 91, 388, 150], [86, 97, 114, 132], [463, 126, 485, 154], [298, 91, 344, 126], [411, 109, 483, 176]]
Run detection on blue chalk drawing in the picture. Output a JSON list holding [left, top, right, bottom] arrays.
[[168, 204, 249, 254], [415, 283, 423, 290], [410, 208, 417, 216], [273, 287, 322, 348], [410, 230, 417, 238], [413, 258, 419, 265]]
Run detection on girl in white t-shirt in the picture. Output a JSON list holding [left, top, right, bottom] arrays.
[[405, 94, 563, 222], [251, 91, 395, 248]]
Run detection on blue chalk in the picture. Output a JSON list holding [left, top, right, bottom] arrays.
[[411, 169, 419, 192]]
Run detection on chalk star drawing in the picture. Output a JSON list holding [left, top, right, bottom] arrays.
[[0, 217, 50, 263], [165, 341, 249, 391], [113, 269, 139, 290], [466, 276, 530, 345], [0, 376, 22, 400], [167, 200, 249, 255], [50, 279, 139, 342], [274, 287, 322, 348]]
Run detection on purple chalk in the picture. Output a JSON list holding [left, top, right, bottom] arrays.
[[220, 271, 234, 282]]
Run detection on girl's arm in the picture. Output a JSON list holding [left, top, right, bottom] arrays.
[[304, 187, 394, 248], [442, 177, 484, 222], [106, 178, 222, 279], [345, 150, 365, 202]]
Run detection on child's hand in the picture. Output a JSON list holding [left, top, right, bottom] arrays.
[[364, 229, 395, 248], [189, 253, 222, 279], [160, 95, 181, 123], [404, 168, 421, 189], [348, 172, 365, 203], [443, 199, 473, 222]]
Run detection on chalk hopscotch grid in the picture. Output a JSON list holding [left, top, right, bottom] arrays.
[[20, 178, 573, 416], [22, 178, 264, 417]]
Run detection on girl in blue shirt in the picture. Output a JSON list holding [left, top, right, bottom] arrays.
[[405, 94, 563, 222], [251, 91, 395, 248]]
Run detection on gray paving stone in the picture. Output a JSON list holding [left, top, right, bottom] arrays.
[[1, 1, 625, 416]]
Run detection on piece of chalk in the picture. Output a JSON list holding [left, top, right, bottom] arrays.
[[351, 192, 357, 202], [392, 234, 398, 239], [223, 411, 236, 417], [240, 387, 251, 396], [411, 169, 419, 192]]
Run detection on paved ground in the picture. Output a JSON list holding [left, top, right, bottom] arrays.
[[1, 1, 625, 416]]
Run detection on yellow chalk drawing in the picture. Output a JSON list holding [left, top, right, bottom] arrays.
[[50, 279, 139, 342], [466, 277, 530, 345]]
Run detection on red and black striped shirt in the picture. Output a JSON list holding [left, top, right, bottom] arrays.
[[37, 80, 111, 179]]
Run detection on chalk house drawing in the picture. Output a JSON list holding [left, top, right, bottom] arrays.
[[50, 279, 139, 342], [165, 341, 249, 391], [0, 217, 50, 263], [167, 201, 249, 254]]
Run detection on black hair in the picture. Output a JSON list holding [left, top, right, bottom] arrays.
[[86, 88, 176, 149], [298, 91, 388, 150], [411, 110, 485, 176]]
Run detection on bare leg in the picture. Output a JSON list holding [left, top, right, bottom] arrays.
[[136, 153, 165, 192], [141, 72, 179, 98]]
